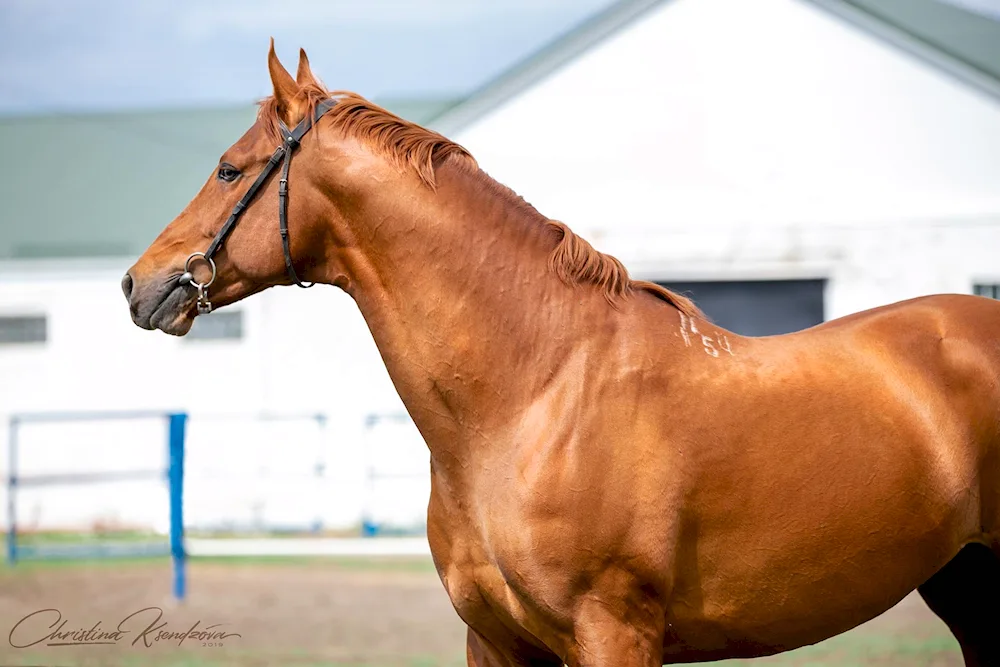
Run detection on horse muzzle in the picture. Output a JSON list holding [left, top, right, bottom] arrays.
[[122, 270, 197, 335]]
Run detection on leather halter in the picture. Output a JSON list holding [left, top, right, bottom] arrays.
[[179, 98, 337, 314]]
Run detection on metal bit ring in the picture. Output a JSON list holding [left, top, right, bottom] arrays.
[[181, 252, 217, 314], [182, 252, 217, 290]]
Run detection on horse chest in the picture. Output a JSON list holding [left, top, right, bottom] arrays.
[[439, 558, 507, 619], [430, 500, 553, 637], [438, 544, 553, 650]]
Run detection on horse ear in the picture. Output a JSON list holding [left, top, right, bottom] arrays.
[[296, 48, 321, 88], [268, 38, 302, 123]]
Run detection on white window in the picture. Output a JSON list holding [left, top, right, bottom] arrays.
[[0, 315, 47, 345], [974, 284, 1000, 300], [185, 311, 243, 342]]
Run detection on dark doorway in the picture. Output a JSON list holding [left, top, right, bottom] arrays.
[[656, 279, 826, 336]]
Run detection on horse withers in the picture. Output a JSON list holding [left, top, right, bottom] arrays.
[[123, 42, 1000, 666]]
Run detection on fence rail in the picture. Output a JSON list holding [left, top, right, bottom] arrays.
[[4, 409, 431, 602], [6, 409, 186, 599]]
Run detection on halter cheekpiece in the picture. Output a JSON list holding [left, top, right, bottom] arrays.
[[179, 99, 338, 314]]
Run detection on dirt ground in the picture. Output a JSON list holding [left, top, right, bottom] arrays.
[[0, 557, 962, 667]]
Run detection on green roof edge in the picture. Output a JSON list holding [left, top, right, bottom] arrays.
[[805, 0, 1000, 101], [430, 0, 1000, 137]]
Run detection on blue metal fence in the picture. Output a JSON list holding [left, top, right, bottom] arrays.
[[5, 410, 188, 600], [361, 412, 428, 537], [4, 409, 430, 598], [168, 412, 187, 601]]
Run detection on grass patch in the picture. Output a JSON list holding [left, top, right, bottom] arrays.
[[0, 652, 467, 667], [715, 631, 960, 665], [0, 555, 172, 575], [13, 530, 164, 545], [0, 554, 438, 576], [190, 555, 437, 573]]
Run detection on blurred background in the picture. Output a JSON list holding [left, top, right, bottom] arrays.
[[1, 0, 999, 665]]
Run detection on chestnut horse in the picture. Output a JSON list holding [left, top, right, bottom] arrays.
[[124, 43, 1000, 666]]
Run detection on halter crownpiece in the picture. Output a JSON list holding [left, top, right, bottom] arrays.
[[179, 98, 338, 314]]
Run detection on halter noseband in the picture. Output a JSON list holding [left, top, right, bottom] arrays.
[[179, 98, 338, 314]]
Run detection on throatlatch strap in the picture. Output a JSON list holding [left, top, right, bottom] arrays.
[[278, 139, 313, 288]]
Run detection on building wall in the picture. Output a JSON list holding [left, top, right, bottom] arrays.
[[4, 222, 999, 534], [600, 216, 1000, 321], [4, 0, 1000, 534], [451, 0, 1000, 289], [0, 259, 264, 416], [0, 259, 421, 533]]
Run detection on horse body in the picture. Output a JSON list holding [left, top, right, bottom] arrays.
[[659, 295, 999, 660], [420, 292, 1000, 664], [124, 45, 1000, 665]]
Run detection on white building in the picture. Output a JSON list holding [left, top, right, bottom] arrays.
[[1, 0, 998, 536], [439, 0, 1000, 333]]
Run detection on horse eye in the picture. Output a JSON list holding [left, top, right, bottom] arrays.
[[217, 164, 240, 182]]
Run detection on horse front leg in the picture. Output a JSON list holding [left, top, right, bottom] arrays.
[[565, 599, 665, 667], [466, 627, 564, 667], [467, 628, 507, 667]]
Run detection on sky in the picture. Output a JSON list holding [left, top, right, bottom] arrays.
[[945, 0, 1000, 17], [1, 0, 997, 117], [0, 0, 616, 115]]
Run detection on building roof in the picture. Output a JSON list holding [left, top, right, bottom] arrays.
[[3, 0, 997, 261], [430, 0, 668, 135], [431, 0, 1000, 135], [0, 97, 459, 261], [811, 0, 1000, 98]]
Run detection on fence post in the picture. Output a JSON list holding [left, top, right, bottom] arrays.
[[7, 417, 18, 565], [168, 413, 187, 601]]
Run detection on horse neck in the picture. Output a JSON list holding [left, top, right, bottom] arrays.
[[333, 162, 603, 455]]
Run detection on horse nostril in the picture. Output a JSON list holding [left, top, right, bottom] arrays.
[[121, 273, 134, 300]]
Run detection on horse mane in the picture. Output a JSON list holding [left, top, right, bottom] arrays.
[[258, 84, 475, 189], [257, 85, 703, 319], [545, 220, 702, 316]]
